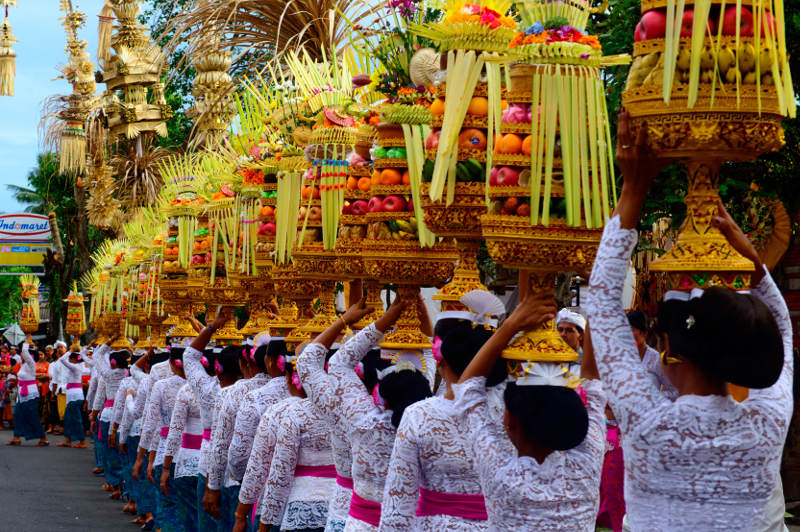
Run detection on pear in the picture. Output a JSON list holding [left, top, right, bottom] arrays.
[[725, 67, 741, 85], [700, 45, 715, 70], [737, 43, 756, 73], [743, 71, 757, 84], [717, 45, 736, 75], [643, 63, 664, 86], [759, 48, 773, 71], [677, 46, 691, 72]]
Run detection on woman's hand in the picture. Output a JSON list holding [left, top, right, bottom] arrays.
[[211, 306, 234, 330], [160, 467, 170, 496], [504, 288, 558, 335], [132, 457, 142, 481], [341, 298, 374, 327], [375, 295, 407, 333], [711, 201, 765, 285]]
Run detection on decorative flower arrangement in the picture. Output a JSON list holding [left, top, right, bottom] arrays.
[[446, 3, 516, 29], [239, 167, 266, 185], [510, 18, 602, 50]]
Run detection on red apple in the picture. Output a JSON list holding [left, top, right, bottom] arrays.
[[407, 197, 415, 212], [634, 22, 643, 41], [721, 6, 753, 36], [342, 201, 353, 214], [312, 187, 321, 200], [425, 130, 440, 150], [680, 9, 694, 37], [257, 222, 270, 236], [351, 200, 370, 216], [368, 196, 384, 213], [761, 11, 776, 36], [382, 195, 407, 213], [298, 206, 308, 219], [489, 166, 501, 186], [638, 10, 667, 40], [495, 167, 520, 187], [264, 222, 276, 236], [308, 206, 322, 220], [516, 203, 531, 217]]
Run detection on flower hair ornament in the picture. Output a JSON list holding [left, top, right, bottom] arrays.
[[372, 384, 385, 408], [173, 359, 183, 368], [354, 362, 365, 379], [277, 355, 286, 372], [376, 359, 420, 380], [201, 355, 210, 368], [214, 360, 223, 373], [291, 372, 303, 391], [432, 336, 443, 363], [515, 361, 582, 389], [436, 289, 505, 329]]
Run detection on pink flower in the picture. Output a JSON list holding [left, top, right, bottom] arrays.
[[277, 355, 286, 372], [292, 372, 303, 391], [354, 362, 365, 379], [373, 384, 385, 408], [575, 385, 587, 406], [432, 336, 443, 363]]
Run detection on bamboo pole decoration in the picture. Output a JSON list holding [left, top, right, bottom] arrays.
[[0, 6, 17, 97]]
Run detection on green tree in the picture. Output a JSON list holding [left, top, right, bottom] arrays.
[[7, 185, 46, 214]]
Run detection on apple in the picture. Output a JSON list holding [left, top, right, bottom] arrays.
[[312, 187, 321, 200], [407, 197, 415, 212], [679, 10, 715, 37], [517, 203, 531, 217], [634, 22, 643, 41], [761, 11, 776, 35], [308, 206, 322, 220], [342, 201, 353, 215], [257, 222, 270, 235], [495, 167, 520, 187], [264, 222, 276, 236], [368, 196, 384, 213], [351, 200, 370, 216], [721, 6, 753, 36], [489, 166, 501, 186], [425, 130, 440, 150], [504, 197, 520, 212], [382, 195, 407, 213], [638, 10, 667, 40], [298, 206, 308, 220]]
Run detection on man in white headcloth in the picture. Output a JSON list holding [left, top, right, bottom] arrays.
[[556, 308, 585, 354]]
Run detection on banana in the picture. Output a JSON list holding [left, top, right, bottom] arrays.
[[737, 43, 756, 74], [743, 71, 757, 84], [396, 220, 414, 233], [640, 52, 660, 70], [408, 217, 418, 230], [717, 45, 736, 75], [676, 46, 691, 72], [700, 46, 715, 70], [642, 64, 663, 86], [628, 53, 660, 89], [701, 69, 714, 84], [678, 70, 690, 84], [390, 231, 400, 240], [398, 231, 415, 240], [725, 67, 741, 85], [625, 57, 647, 89], [759, 48, 773, 71]]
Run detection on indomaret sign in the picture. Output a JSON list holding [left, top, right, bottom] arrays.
[[0, 214, 52, 267]]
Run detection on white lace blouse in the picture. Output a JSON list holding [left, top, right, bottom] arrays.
[[15, 343, 38, 403], [55, 353, 85, 403], [139, 374, 185, 466], [240, 398, 292, 510], [94, 344, 128, 423], [327, 324, 398, 532], [227, 376, 289, 484], [183, 346, 222, 475], [585, 215, 794, 531], [380, 396, 489, 532], [260, 396, 336, 531], [641, 345, 679, 400], [297, 343, 355, 532], [124, 361, 171, 447], [206, 373, 271, 490], [165, 383, 204, 478], [453, 377, 606, 531]]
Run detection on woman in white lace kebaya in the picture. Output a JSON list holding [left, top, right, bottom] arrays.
[[256, 356, 336, 532], [381, 306, 508, 532], [322, 297, 432, 532], [585, 110, 792, 531], [454, 283, 607, 531]]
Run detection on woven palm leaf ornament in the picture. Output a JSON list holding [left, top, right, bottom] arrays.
[[0, 1, 16, 97]]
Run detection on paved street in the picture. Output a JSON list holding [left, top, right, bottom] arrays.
[[0, 427, 136, 531]]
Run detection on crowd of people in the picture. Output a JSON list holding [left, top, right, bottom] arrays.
[[2, 116, 793, 532]]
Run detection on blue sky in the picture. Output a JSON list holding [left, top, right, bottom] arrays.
[[0, 0, 105, 213]]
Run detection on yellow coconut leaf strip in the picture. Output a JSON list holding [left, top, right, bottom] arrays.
[[772, 0, 794, 116], [530, 67, 544, 226], [585, 70, 602, 228], [429, 51, 459, 201], [565, 68, 579, 226], [754, 0, 763, 114], [688, 0, 711, 107], [577, 69, 593, 228], [710, 0, 727, 107], [763, 5, 786, 115], [598, 78, 615, 214], [486, 59, 501, 205], [542, 66, 558, 226], [663, 0, 685, 102], [557, 66, 574, 226]]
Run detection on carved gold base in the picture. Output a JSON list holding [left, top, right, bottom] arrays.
[[302, 282, 338, 335], [432, 239, 486, 312], [212, 320, 244, 345], [379, 285, 432, 352], [270, 299, 298, 338], [420, 183, 485, 240], [361, 239, 458, 286], [481, 215, 602, 275], [650, 160, 754, 291], [204, 279, 248, 307], [353, 280, 385, 330], [285, 297, 316, 353], [501, 272, 578, 364], [20, 319, 39, 334]]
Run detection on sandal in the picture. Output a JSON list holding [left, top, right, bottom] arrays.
[[36, 440, 49, 447], [131, 516, 146, 525], [56, 441, 71, 447], [109, 489, 122, 500], [72, 442, 87, 448], [140, 519, 155, 531], [102, 483, 113, 491], [6, 439, 20, 446], [92, 467, 104, 475]]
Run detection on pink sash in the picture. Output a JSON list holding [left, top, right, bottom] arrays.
[[336, 474, 354, 490], [181, 433, 203, 450], [160, 426, 169, 438], [416, 487, 488, 520], [18, 379, 36, 397], [66, 382, 82, 390], [294, 464, 336, 478], [104, 399, 114, 409], [349, 491, 381, 527], [202, 428, 211, 440]]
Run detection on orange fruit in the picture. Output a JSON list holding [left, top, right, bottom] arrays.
[[430, 98, 445, 116], [371, 170, 382, 186], [301, 186, 311, 199], [346, 176, 358, 190], [499, 133, 523, 155], [260, 205, 274, 218], [357, 177, 372, 191], [521, 135, 532, 156], [467, 97, 489, 116], [500, 99, 508, 110], [494, 134, 503, 154], [458, 128, 487, 150], [402, 170, 411, 185], [381, 168, 403, 186]]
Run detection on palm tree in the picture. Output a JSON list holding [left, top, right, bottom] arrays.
[[7, 184, 46, 214]]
